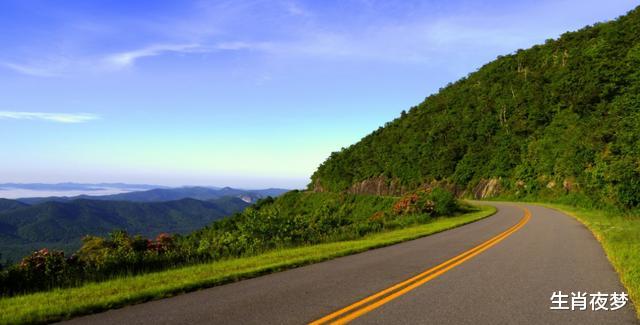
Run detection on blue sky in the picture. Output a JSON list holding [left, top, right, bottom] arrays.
[[0, 0, 637, 189]]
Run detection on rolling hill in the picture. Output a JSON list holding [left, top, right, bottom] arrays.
[[310, 6, 640, 209], [0, 199, 28, 213], [0, 197, 250, 262]]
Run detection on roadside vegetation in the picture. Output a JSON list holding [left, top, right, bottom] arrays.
[[1, 189, 462, 296], [0, 201, 494, 325]]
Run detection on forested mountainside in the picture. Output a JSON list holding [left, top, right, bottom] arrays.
[[310, 6, 640, 208], [0, 199, 28, 213], [0, 197, 250, 261]]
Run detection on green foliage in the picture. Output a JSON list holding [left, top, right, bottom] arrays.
[[0, 197, 248, 262], [392, 189, 458, 216], [0, 206, 496, 325], [429, 188, 457, 215], [310, 6, 640, 209], [15, 249, 72, 290], [1, 190, 461, 296], [182, 191, 405, 260], [0, 231, 184, 296]]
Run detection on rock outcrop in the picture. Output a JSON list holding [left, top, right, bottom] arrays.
[[348, 176, 406, 196], [473, 178, 501, 199]]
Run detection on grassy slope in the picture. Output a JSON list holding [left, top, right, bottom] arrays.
[[530, 203, 640, 318], [0, 205, 495, 325]]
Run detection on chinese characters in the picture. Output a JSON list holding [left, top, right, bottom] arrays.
[[550, 291, 628, 311]]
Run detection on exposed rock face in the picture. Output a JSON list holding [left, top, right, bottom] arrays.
[[312, 175, 572, 199], [473, 178, 501, 199], [314, 176, 465, 197], [348, 176, 406, 196]]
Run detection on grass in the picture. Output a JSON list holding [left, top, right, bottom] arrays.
[[527, 203, 640, 319], [0, 205, 495, 325]]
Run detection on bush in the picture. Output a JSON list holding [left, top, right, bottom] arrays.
[[393, 188, 459, 217], [0, 191, 460, 297], [18, 249, 70, 289], [429, 188, 458, 216]]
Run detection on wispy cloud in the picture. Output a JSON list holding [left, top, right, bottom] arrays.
[[104, 41, 273, 69], [1, 62, 60, 77], [0, 111, 99, 123], [1, 0, 633, 78], [104, 43, 203, 68]]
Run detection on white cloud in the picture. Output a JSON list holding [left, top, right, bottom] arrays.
[[1, 62, 59, 77], [0, 111, 99, 123], [104, 43, 203, 68], [104, 41, 274, 69]]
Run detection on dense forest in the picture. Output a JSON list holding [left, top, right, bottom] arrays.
[[0, 190, 460, 295], [0, 197, 249, 261], [311, 6, 640, 209]]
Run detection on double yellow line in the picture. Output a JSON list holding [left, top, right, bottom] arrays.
[[310, 207, 531, 325]]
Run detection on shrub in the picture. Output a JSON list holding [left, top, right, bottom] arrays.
[[393, 188, 458, 217], [428, 188, 458, 216], [393, 193, 421, 215], [0, 191, 458, 296], [152, 233, 174, 253]]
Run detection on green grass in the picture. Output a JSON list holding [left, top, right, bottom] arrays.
[[523, 203, 640, 319], [0, 205, 495, 325]]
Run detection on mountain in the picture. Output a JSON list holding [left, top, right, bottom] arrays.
[[209, 196, 257, 212], [0, 197, 250, 261], [310, 7, 640, 209], [0, 199, 28, 213], [17, 186, 290, 205]]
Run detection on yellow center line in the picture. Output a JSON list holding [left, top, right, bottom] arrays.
[[310, 207, 531, 325]]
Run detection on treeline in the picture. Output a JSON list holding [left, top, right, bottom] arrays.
[[310, 6, 640, 209], [0, 197, 248, 262], [0, 189, 460, 296]]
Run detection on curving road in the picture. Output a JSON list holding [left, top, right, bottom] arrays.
[[60, 203, 638, 324]]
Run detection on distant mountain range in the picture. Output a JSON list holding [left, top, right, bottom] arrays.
[[0, 197, 252, 262], [0, 184, 290, 262], [16, 186, 289, 205]]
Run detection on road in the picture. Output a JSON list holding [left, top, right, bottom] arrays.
[[60, 203, 638, 324]]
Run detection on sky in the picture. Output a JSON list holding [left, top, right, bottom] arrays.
[[0, 0, 637, 189]]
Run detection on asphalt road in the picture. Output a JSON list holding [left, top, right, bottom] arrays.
[[60, 203, 638, 324]]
